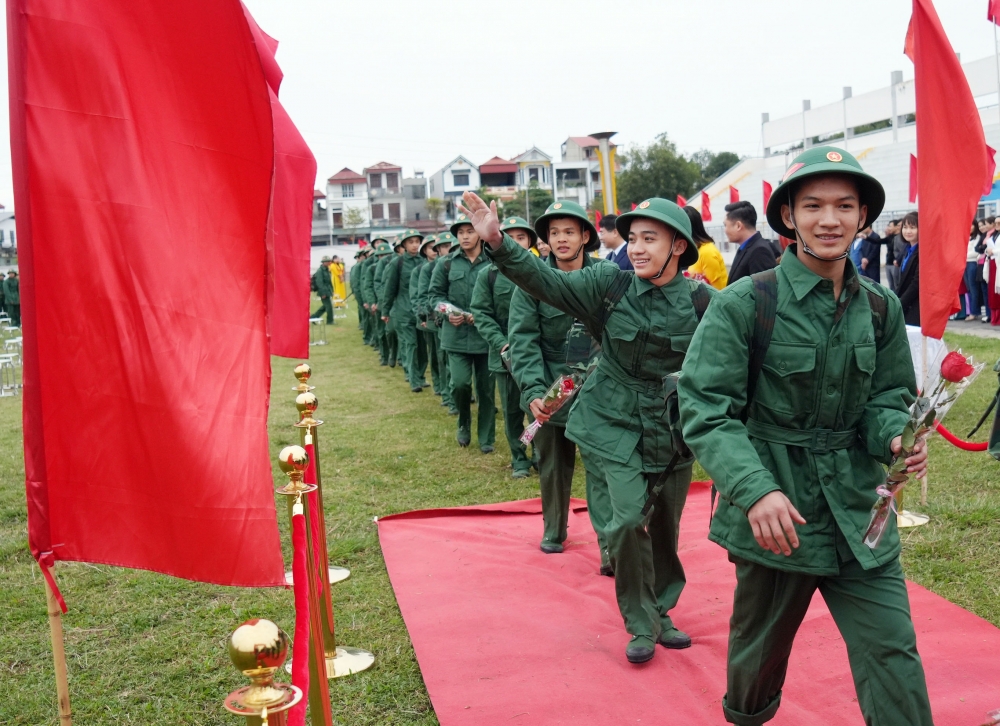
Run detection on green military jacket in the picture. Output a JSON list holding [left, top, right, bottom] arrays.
[[507, 252, 605, 427], [2, 277, 19, 305], [678, 247, 916, 575], [415, 259, 437, 322], [488, 234, 714, 471], [349, 261, 363, 303], [428, 247, 490, 354], [379, 252, 422, 326], [470, 265, 517, 373], [314, 264, 333, 297], [373, 255, 392, 306], [361, 257, 379, 310], [408, 261, 426, 323]]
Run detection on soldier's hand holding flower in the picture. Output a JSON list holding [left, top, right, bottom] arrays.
[[457, 191, 502, 247], [891, 436, 927, 479], [529, 398, 552, 424], [448, 313, 465, 327]]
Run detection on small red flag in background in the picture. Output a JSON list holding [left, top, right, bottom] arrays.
[[909, 154, 918, 203], [729, 186, 739, 203], [677, 195, 688, 207], [11, 0, 288, 588], [989, 0, 1000, 25], [701, 191, 712, 222], [595, 210, 602, 228], [762, 180, 773, 212], [630, 203, 637, 211], [908, 0, 992, 338]]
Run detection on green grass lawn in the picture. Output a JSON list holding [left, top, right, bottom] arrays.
[[0, 307, 997, 724]]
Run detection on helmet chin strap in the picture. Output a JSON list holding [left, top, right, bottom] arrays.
[[788, 190, 861, 262], [651, 231, 678, 280]]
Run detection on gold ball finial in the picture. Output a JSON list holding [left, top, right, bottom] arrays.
[[229, 619, 289, 673], [292, 363, 315, 392], [293, 392, 323, 429], [276, 446, 315, 496]]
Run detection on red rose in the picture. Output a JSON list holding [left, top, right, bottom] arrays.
[[560, 378, 576, 394], [940, 351, 975, 383]]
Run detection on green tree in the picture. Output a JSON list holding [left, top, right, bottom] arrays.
[[498, 181, 553, 225], [616, 134, 702, 209], [691, 150, 741, 188], [343, 206, 367, 242], [425, 197, 446, 227]]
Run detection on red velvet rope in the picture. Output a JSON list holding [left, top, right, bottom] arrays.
[[288, 508, 309, 726], [303, 442, 325, 604], [934, 421, 989, 451]]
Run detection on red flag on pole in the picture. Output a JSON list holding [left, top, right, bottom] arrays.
[[243, 6, 316, 360], [729, 186, 739, 203], [677, 195, 688, 207], [762, 181, 773, 212], [907, 0, 992, 338], [989, 0, 1000, 24], [909, 154, 919, 203], [11, 0, 285, 587], [701, 191, 712, 222], [595, 210, 603, 228]]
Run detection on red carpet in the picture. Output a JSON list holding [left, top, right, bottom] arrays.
[[378, 483, 1000, 725]]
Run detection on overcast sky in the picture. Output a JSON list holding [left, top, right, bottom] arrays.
[[0, 0, 996, 206]]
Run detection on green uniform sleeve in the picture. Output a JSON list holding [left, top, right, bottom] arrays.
[[380, 257, 401, 317], [677, 287, 781, 514], [471, 268, 507, 356], [317, 267, 334, 297], [507, 287, 548, 409], [362, 263, 377, 308], [408, 265, 423, 319], [428, 255, 450, 312], [416, 264, 431, 317], [859, 291, 916, 462], [487, 234, 614, 329]]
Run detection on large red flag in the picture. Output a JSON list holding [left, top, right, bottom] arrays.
[[909, 154, 918, 203], [989, 0, 1000, 24], [243, 6, 315, 359], [762, 180, 773, 213], [701, 191, 712, 222], [677, 194, 688, 207], [906, 0, 992, 338], [729, 186, 739, 203], [10, 0, 284, 587]]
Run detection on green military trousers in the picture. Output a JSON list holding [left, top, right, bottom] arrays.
[[536, 428, 611, 562], [723, 554, 931, 726], [414, 328, 431, 389], [374, 314, 388, 362], [447, 352, 495, 447], [436, 332, 454, 409], [580, 445, 691, 639], [312, 297, 334, 324], [357, 299, 365, 331], [364, 309, 376, 346], [394, 318, 419, 389], [495, 371, 531, 475]]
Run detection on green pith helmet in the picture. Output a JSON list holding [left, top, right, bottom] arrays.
[[616, 198, 698, 268], [392, 236, 405, 250], [450, 212, 476, 238], [400, 228, 424, 245], [765, 146, 885, 238], [371, 236, 389, 248], [374, 242, 392, 256], [320, 256, 331, 263], [418, 234, 438, 256], [500, 215, 538, 246], [434, 231, 456, 250], [534, 200, 600, 253]]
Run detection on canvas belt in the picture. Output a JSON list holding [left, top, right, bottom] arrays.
[[745, 419, 858, 453], [599, 359, 664, 397]]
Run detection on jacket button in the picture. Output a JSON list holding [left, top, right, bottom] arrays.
[[827, 385, 835, 395]]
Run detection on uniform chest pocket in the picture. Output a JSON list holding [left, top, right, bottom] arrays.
[[447, 267, 468, 303], [757, 342, 817, 417], [843, 342, 876, 416], [604, 316, 644, 374], [539, 304, 570, 357]]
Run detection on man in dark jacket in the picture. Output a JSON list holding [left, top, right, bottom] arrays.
[[2, 270, 19, 327], [311, 257, 334, 323], [858, 226, 882, 285], [725, 201, 777, 284]]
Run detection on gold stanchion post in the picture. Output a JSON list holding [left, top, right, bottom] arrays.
[[223, 619, 302, 726], [276, 447, 333, 726], [291, 366, 374, 679]]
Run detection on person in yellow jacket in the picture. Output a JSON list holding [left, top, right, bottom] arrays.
[[682, 206, 728, 290], [331, 256, 347, 302]]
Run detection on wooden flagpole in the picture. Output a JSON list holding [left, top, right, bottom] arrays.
[[44, 568, 72, 725]]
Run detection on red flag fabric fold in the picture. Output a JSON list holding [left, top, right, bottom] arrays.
[[909, 154, 918, 203], [676, 195, 688, 207], [11, 0, 284, 586], [701, 191, 712, 222], [762, 181, 773, 214], [989, 0, 1000, 25], [729, 186, 739, 203], [908, 0, 990, 338]]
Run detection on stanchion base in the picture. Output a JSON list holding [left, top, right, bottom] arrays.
[[285, 646, 375, 678], [897, 510, 930, 528], [284, 566, 350, 586], [224, 683, 302, 717]]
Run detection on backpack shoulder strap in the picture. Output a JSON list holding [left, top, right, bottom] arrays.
[[594, 270, 633, 339], [443, 257, 453, 276], [488, 266, 499, 291], [744, 268, 778, 422], [688, 279, 712, 322], [860, 280, 888, 343]]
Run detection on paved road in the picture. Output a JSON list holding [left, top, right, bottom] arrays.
[[946, 319, 1000, 340]]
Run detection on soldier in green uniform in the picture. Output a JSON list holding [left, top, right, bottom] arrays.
[[362, 241, 392, 364], [504, 204, 614, 574], [375, 237, 405, 368], [355, 247, 377, 346], [410, 235, 439, 394], [380, 229, 426, 392], [350, 249, 368, 333], [458, 191, 714, 664], [311, 256, 335, 324], [419, 233, 458, 413], [3, 270, 19, 327], [471, 216, 537, 478], [678, 147, 932, 725], [429, 213, 496, 450]]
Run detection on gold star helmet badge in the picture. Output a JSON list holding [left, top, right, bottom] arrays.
[[639, 201, 651, 209], [826, 151, 843, 162], [553, 203, 562, 210]]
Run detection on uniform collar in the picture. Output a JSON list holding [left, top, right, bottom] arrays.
[[635, 269, 688, 303], [781, 244, 860, 302], [546, 247, 596, 270]]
